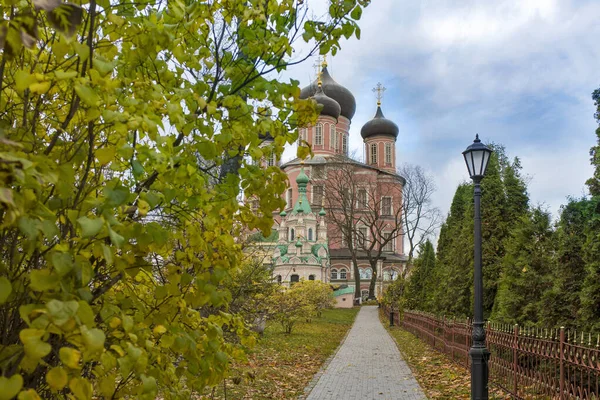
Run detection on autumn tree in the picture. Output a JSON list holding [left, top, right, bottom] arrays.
[[0, 0, 370, 397]]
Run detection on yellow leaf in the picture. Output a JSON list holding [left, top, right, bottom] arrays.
[[46, 367, 68, 391], [29, 81, 51, 94], [59, 347, 81, 369], [153, 325, 166, 334], [0, 374, 23, 400]]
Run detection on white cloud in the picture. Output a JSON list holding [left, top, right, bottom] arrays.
[[282, 0, 600, 223]]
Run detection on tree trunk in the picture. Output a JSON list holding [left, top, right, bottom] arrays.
[[352, 253, 361, 303], [368, 260, 378, 299]]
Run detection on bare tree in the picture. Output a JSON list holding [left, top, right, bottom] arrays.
[[324, 155, 364, 300], [324, 155, 404, 299], [398, 163, 442, 271]]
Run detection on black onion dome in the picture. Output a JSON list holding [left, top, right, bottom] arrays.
[[360, 106, 399, 139], [313, 85, 341, 120], [300, 67, 356, 120]]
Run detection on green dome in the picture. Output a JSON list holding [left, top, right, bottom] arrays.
[[295, 239, 303, 248], [296, 169, 309, 185], [280, 210, 287, 217], [319, 207, 326, 216]]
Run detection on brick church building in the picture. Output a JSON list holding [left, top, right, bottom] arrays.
[[260, 61, 407, 301]]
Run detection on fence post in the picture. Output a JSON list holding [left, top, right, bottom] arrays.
[[466, 317, 470, 368], [451, 317, 455, 361], [559, 327, 565, 400], [513, 324, 518, 397]]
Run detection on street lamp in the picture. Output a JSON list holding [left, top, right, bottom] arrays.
[[462, 134, 493, 400]]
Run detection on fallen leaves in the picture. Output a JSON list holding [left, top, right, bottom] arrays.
[[201, 308, 359, 399]]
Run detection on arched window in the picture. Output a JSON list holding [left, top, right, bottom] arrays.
[[331, 269, 338, 280], [340, 269, 347, 279], [290, 274, 299, 284], [315, 124, 323, 145], [330, 125, 336, 149], [267, 153, 276, 167], [309, 275, 315, 281], [385, 143, 392, 165], [290, 228, 295, 241], [370, 143, 377, 164], [308, 228, 313, 241], [342, 134, 348, 155], [359, 268, 373, 279], [277, 275, 282, 284]]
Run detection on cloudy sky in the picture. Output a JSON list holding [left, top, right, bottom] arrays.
[[281, 0, 600, 226]]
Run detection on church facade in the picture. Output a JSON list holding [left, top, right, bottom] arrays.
[[260, 61, 407, 301]]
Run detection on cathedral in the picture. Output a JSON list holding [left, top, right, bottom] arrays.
[[259, 59, 407, 302]]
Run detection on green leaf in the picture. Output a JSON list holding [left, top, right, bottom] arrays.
[[69, 377, 92, 400], [96, 147, 116, 165], [0, 374, 23, 400], [74, 84, 100, 107], [108, 227, 125, 248], [76, 301, 95, 327], [20, 329, 51, 359], [77, 216, 104, 238], [29, 269, 59, 292], [350, 6, 362, 20], [0, 277, 12, 304], [46, 299, 79, 326], [46, 367, 68, 391], [81, 326, 105, 353], [50, 252, 74, 276]]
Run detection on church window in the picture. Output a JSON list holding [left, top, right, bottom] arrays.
[[309, 274, 315, 281], [331, 269, 338, 280], [359, 268, 373, 279], [385, 143, 392, 165], [290, 228, 295, 241], [357, 227, 368, 248], [315, 124, 323, 145], [286, 188, 293, 208], [267, 153, 276, 167], [277, 275, 282, 284], [251, 199, 259, 210], [313, 185, 323, 205], [308, 228, 313, 241], [313, 165, 324, 179], [358, 189, 367, 209], [370, 143, 377, 164], [290, 274, 299, 284], [382, 232, 394, 252], [342, 134, 348, 155], [340, 269, 347, 279], [382, 197, 392, 216], [330, 125, 336, 149]]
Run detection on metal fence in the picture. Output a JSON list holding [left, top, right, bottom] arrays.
[[384, 308, 600, 399]]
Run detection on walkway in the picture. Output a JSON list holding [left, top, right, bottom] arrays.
[[305, 306, 426, 400]]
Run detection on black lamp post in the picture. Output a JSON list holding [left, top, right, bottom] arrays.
[[462, 134, 493, 400]]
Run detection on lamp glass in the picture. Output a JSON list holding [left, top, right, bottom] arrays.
[[463, 148, 492, 178]]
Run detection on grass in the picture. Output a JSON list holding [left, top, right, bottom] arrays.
[[202, 307, 359, 399], [380, 311, 510, 400]]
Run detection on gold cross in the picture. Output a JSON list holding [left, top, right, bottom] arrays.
[[313, 57, 323, 80], [322, 54, 328, 68], [372, 82, 386, 106]]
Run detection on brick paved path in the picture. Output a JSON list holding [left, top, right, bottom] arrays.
[[305, 306, 426, 400]]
